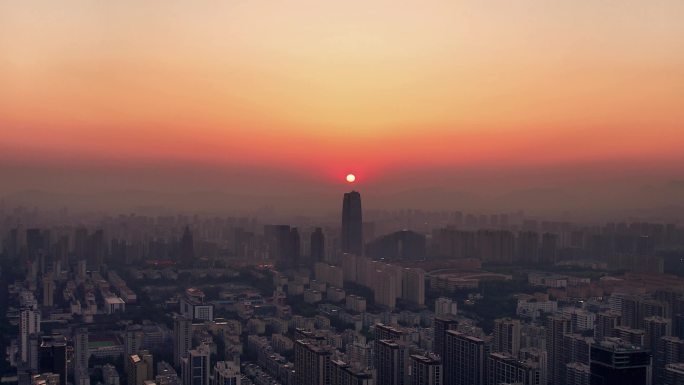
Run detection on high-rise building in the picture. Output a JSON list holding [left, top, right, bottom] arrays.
[[410, 354, 442, 385], [656, 336, 684, 385], [520, 348, 548, 385], [540, 233, 559, 265], [546, 315, 571, 385], [644, 316, 671, 351], [595, 311, 621, 342], [294, 339, 333, 385], [589, 339, 651, 385], [433, 317, 458, 359], [493, 318, 521, 356], [516, 231, 540, 264], [180, 226, 195, 266], [487, 352, 543, 385], [87, 229, 105, 270], [42, 274, 54, 307], [562, 308, 596, 333], [374, 324, 408, 345], [643, 316, 671, 384], [181, 344, 210, 385], [213, 361, 241, 385], [290, 227, 301, 267], [341, 191, 363, 256], [156, 361, 181, 385], [562, 334, 594, 367], [102, 364, 120, 385], [311, 227, 325, 263], [173, 315, 192, 367], [673, 314, 684, 340], [124, 325, 144, 357], [20, 307, 41, 363], [665, 363, 684, 385], [365, 230, 426, 261], [376, 340, 408, 385], [614, 326, 645, 347], [443, 330, 488, 385], [74, 327, 90, 385], [180, 288, 214, 321], [39, 334, 68, 385], [330, 359, 374, 385], [401, 268, 425, 306], [126, 351, 154, 385], [373, 269, 397, 309], [434, 298, 458, 319], [566, 362, 590, 385]]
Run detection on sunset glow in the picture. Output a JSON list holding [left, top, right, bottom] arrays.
[[0, 0, 683, 193]]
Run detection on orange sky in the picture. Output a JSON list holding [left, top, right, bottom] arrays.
[[1, 0, 683, 189]]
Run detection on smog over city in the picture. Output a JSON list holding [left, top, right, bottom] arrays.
[[1, 1, 683, 385]]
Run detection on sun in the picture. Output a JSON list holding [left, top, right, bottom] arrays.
[[346, 174, 356, 183]]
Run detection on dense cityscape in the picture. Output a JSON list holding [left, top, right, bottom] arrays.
[[2, 2, 683, 385], [1, 190, 684, 385]]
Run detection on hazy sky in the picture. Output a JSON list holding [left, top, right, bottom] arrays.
[[1, 1, 683, 212]]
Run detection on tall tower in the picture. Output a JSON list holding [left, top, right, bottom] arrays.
[[341, 191, 363, 255], [546, 315, 572, 385], [443, 330, 488, 385], [74, 327, 90, 385], [294, 339, 333, 385], [376, 340, 409, 385], [180, 226, 195, 266], [310, 227, 325, 263], [493, 318, 521, 356], [39, 334, 68, 385], [20, 307, 41, 363], [410, 354, 442, 385], [42, 274, 54, 307], [173, 315, 192, 367]]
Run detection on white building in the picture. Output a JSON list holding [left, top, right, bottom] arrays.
[[20, 307, 41, 363]]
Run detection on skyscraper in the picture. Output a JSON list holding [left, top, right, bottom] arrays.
[[124, 325, 144, 356], [443, 330, 488, 385], [341, 191, 363, 256], [181, 344, 210, 385], [173, 315, 192, 367], [180, 227, 195, 266], [42, 274, 54, 307], [294, 339, 333, 385], [20, 307, 40, 363], [376, 340, 409, 385], [433, 317, 458, 359], [590, 339, 651, 385], [330, 359, 373, 385], [310, 227, 325, 263], [493, 318, 521, 356], [487, 352, 543, 385], [74, 327, 90, 385], [410, 354, 442, 385], [39, 334, 68, 385], [546, 315, 572, 385], [127, 351, 154, 385], [595, 311, 621, 343]]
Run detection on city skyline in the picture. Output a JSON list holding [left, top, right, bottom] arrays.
[[1, 0, 683, 215], [3, 2, 684, 385]]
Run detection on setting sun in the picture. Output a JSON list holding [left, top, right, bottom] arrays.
[[346, 174, 356, 183]]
